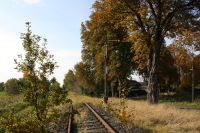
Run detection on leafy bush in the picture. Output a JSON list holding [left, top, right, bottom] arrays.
[[5, 79, 20, 95], [0, 82, 5, 91]]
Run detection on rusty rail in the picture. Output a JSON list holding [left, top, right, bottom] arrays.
[[84, 103, 117, 133]]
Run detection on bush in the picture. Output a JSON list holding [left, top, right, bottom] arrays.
[[0, 82, 5, 91], [5, 79, 20, 95]]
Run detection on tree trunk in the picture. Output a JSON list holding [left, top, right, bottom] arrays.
[[147, 52, 159, 104], [147, 37, 162, 104], [165, 78, 170, 95], [118, 77, 121, 98], [111, 81, 116, 97], [111, 86, 114, 97], [191, 56, 194, 102]]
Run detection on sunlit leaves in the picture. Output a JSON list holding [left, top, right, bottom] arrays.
[[14, 22, 67, 130]]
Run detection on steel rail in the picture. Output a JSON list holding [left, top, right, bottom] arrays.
[[84, 103, 117, 133]]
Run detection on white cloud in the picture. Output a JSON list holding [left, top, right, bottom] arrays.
[[21, 0, 42, 5]]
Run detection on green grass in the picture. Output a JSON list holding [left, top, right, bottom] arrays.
[[0, 91, 72, 132], [0, 91, 7, 97], [130, 90, 200, 109], [159, 91, 200, 109]]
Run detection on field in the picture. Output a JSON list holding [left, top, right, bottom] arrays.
[[131, 90, 200, 109], [69, 92, 200, 133], [1, 91, 200, 132], [0, 92, 71, 132]]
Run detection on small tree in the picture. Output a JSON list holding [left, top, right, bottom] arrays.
[[50, 77, 67, 105], [15, 22, 67, 131], [5, 79, 20, 95]]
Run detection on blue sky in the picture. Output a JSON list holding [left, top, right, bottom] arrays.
[[0, 0, 95, 84]]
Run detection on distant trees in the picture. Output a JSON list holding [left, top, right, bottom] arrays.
[[74, 62, 97, 95], [0, 82, 5, 91], [63, 70, 77, 91], [5, 78, 20, 95], [50, 77, 67, 105], [174, 30, 200, 101]]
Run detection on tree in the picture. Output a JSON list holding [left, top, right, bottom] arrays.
[[18, 78, 30, 91], [169, 44, 192, 90], [5, 78, 20, 95], [74, 62, 96, 95], [80, 1, 133, 97], [131, 41, 149, 80], [158, 46, 178, 93], [50, 77, 67, 105], [173, 30, 200, 101], [0, 82, 5, 91], [14, 22, 67, 131], [63, 70, 77, 91], [109, 0, 199, 103], [194, 54, 200, 86]]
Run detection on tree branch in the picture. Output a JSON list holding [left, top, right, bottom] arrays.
[[146, 0, 157, 20], [161, 0, 199, 29], [121, 0, 148, 36]]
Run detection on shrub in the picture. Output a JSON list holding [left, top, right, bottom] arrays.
[[5, 79, 20, 95], [0, 82, 5, 91]]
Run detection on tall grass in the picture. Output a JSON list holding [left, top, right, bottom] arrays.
[[69, 92, 200, 132], [110, 98, 200, 133]]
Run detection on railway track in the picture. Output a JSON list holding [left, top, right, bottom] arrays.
[[71, 103, 128, 133], [68, 103, 148, 133]]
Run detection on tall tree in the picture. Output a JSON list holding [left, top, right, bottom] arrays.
[[80, 0, 133, 97], [109, 0, 199, 103]]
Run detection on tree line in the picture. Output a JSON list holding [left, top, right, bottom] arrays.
[[64, 0, 200, 104]]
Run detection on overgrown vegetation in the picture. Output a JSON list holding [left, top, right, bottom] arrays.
[[66, 0, 200, 105], [1, 0, 200, 132], [1, 22, 70, 132], [0, 92, 72, 132], [69, 92, 200, 132], [4, 78, 20, 95]]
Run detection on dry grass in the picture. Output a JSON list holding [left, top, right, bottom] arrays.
[[68, 92, 101, 105], [110, 97, 200, 133], [68, 92, 200, 133]]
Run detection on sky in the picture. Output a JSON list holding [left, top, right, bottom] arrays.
[[0, 0, 95, 84]]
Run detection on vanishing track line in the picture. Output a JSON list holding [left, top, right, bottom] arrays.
[[72, 103, 126, 133]]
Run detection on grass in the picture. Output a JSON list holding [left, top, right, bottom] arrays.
[[132, 91, 200, 109], [68, 92, 200, 133], [1, 91, 200, 132], [159, 91, 200, 109], [110, 97, 200, 133], [0, 92, 7, 97], [0, 91, 72, 132], [68, 92, 101, 105]]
